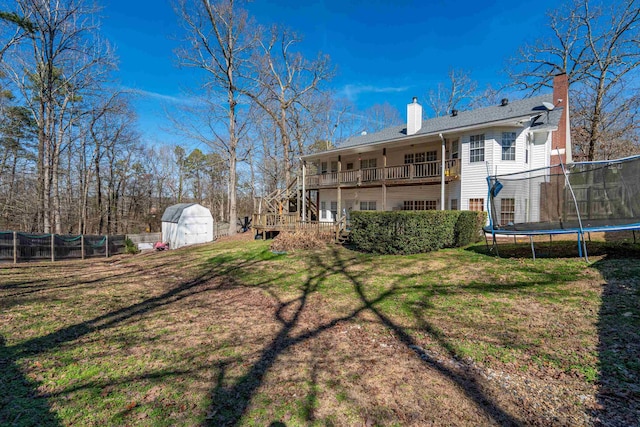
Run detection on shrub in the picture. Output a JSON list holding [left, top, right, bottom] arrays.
[[124, 238, 139, 255], [454, 210, 487, 246], [349, 210, 485, 255]]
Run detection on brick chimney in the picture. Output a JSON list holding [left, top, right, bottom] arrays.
[[551, 73, 572, 163]]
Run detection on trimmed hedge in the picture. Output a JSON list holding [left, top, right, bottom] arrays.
[[349, 210, 487, 255]]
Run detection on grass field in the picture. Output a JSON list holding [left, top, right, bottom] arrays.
[[1, 234, 639, 426]]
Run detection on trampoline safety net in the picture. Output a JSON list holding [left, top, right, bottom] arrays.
[[486, 155, 640, 234]]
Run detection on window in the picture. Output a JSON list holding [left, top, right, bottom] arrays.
[[404, 153, 414, 164], [415, 152, 425, 163], [320, 201, 326, 219], [346, 162, 354, 170], [360, 201, 376, 211], [469, 134, 485, 163], [500, 198, 515, 224], [469, 198, 484, 211], [321, 162, 328, 174], [330, 161, 338, 173], [450, 199, 458, 210], [451, 140, 459, 159], [330, 201, 338, 220], [502, 132, 516, 161], [403, 200, 437, 210], [426, 150, 437, 162], [361, 158, 377, 169]]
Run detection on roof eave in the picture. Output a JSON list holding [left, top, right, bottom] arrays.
[[301, 114, 535, 161]]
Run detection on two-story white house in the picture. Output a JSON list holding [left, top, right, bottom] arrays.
[[299, 74, 571, 225]]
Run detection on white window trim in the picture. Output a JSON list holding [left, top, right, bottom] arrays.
[[501, 132, 516, 161], [469, 134, 485, 163]]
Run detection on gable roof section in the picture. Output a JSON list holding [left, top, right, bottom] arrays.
[[161, 203, 196, 223], [303, 94, 560, 159]]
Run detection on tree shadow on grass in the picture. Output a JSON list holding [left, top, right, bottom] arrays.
[[0, 251, 268, 426], [0, 335, 63, 426], [590, 256, 640, 426], [204, 246, 526, 426], [466, 238, 640, 260]]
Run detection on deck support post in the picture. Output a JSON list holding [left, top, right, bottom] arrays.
[[296, 176, 300, 220], [302, 161, 306, 222]]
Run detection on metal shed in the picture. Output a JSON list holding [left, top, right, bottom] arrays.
[[161, 203, 214, 249]]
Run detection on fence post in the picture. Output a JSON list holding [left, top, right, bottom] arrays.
[[51, 233, 55, 262], [81, 234, 85, 260], [13, 231, 17, 264], [105, 235, 109, 258]]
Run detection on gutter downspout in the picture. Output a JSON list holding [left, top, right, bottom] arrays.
[[439, 133, 446, 210]]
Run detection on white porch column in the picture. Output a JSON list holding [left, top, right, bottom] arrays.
[[382, 148, 387, 210], [337, 155, 342, 221], [440, 133, 446, 210]]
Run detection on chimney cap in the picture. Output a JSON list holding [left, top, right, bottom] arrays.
[[412, 96, 418, 103], [500, 98, 509, 106]]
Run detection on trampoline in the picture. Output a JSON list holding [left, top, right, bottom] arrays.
[[484, 154, 640, 260]]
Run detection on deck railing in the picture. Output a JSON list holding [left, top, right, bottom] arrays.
[[306, 159, 460, 187], [340, 169, 359, 184], [252, 213, 344, 241]]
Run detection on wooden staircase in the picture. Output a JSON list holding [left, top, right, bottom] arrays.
[[254, 177, 350, 243], [258, 177, 318, 222]]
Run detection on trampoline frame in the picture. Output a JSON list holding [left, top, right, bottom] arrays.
[[484, 154, 640, 261]]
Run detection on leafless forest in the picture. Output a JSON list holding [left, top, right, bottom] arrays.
[[0, 0, 638, 234]]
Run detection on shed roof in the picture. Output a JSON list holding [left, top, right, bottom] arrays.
[[161, 203, 196, 223]]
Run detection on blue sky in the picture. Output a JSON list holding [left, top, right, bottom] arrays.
[[101, 0, 560, 147]]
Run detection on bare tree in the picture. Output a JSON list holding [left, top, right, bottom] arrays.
[[3, 0, 115, 232], [243, 25, 334, 187], [362, 102, 402, 133], [174, 0, 256, 233], [509, 0, 640, 160], [426, 69, 478, 117]]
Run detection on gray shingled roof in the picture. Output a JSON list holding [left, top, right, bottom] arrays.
[[336, 94, 559, 150], [161, 203, 196, 223]]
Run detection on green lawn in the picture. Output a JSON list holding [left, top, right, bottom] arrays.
[[1, 237, 638, 426]]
